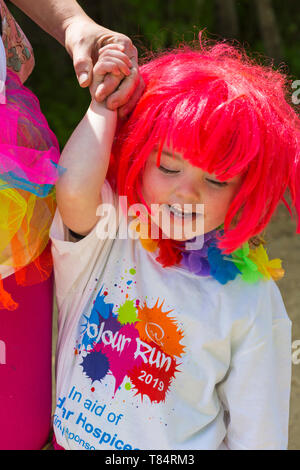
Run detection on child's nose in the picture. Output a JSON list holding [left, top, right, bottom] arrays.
[[175, 179, 202, 204]]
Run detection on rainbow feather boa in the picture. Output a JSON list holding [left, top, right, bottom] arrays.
[[135, 223, 284, 284]]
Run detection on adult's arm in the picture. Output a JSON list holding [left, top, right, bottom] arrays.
[[10, 0, 143, 115], [10, 0, 86, 45]]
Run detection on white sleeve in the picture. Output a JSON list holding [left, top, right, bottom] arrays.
[[50, 180, 118, 301], [217, 281, 292, 450]]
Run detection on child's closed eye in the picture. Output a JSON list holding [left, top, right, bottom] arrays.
[[205, 178, 228, 187], [159, 165, 180, 174]]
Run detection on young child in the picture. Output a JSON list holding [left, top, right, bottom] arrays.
[[50, 38, 300, 450]]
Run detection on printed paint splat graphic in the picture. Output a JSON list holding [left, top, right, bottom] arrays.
[[135, 299, 185, 357], [128, 338, 181, 403], [78, 285, 185, 403]]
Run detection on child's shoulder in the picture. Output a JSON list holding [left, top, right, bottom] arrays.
[[214, 276, 291, 362], [210, 275, 289, 325]]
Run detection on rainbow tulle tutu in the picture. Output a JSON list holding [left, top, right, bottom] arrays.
[[0, 70, 64, 310]]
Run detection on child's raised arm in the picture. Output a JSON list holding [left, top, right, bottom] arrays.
[[55, 45, 131, 236], [55, 101, 116, 236]]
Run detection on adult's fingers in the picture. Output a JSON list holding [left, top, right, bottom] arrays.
[[118, 75, 145, 118], [73, 49, 94, 87], [105, 59, 141, 110], [94, 74, 123, 103], [94, 50, 132, 77], [101, 33, 138, 63]]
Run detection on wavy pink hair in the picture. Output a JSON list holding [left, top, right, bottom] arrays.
[[108, 37, 300, 264]]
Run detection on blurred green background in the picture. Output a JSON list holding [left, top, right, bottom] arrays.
[[7, 0, 300, 149]]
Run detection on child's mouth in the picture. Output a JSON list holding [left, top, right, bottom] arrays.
[[151, 204, 204, 240], [167, 204, 200, 219]]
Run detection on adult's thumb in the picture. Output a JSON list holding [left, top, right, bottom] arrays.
[[73, 48, 93, 87]]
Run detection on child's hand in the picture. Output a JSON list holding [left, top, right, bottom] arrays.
[[89, 43, 133, 104]]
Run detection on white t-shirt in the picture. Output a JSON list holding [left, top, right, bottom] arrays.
[[50, 180, 292, 450]]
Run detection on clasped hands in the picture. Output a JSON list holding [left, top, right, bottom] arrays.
[[64, 19, 144, 117]]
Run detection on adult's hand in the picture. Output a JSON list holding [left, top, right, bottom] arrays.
[[64, 18, 144, 117], [10, 1, 144, 116]]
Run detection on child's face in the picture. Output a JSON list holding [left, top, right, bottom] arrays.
[[141, 146, 242, 241]]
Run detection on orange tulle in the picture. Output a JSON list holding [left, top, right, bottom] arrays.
[[0, 242, 53, 310], [0, 275, 18, 310]]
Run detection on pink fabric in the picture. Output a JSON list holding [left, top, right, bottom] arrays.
[[0, 70, 61, 186], [52, 432, 65, 450], [0, 270, 53, 449]]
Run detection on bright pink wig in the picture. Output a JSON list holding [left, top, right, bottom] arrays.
[[108, 36, 300, 259]]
